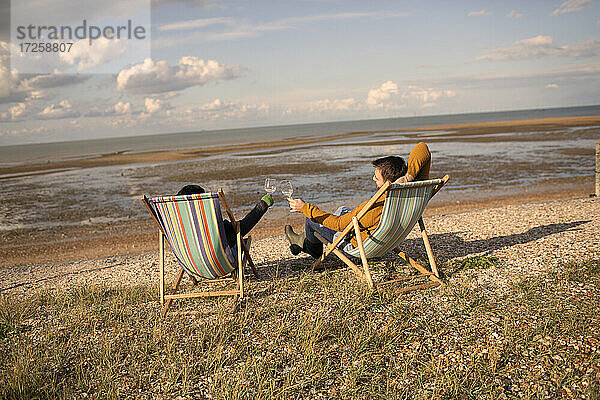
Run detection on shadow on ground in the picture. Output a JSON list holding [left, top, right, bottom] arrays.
[[253, 220, 591, 281]]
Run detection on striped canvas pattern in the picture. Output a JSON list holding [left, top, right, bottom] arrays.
[[147, 193, 237, 280], [345, 179, 443, 258]]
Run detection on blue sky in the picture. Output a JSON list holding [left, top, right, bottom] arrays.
[[1, 0, 599, 145]]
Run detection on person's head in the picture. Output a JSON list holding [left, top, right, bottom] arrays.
[[177, 184, 205, 195], [372, 156, 407, 188]]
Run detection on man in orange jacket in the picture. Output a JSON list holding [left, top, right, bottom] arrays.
[[285, 155, 407, 258], [285, 142, 431, 258]]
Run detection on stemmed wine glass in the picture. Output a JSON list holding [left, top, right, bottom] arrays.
[[280, 180, 293, 199], [264, 178, 276, 194]]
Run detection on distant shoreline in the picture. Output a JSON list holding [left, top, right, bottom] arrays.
[[2, 114, 600, 179]]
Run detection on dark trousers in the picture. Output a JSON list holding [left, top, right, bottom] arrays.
[[304, 206, 352, 250], [223, 200, 268, 248]]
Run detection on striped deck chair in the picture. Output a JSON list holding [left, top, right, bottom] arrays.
[[142, 189, 258, 315], [313, 176, 449, 293]]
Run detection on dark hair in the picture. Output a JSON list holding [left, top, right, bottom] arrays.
[[372, 156, 407, 182], [177, 184, 205, 195]]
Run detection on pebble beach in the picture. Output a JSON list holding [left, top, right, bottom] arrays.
[[3, 195, 597, 296]]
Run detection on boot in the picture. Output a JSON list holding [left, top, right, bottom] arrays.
[[285, 225, 306, 255], [303, 239, 323, 259]]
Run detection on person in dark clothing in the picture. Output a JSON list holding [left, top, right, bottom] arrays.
[[176, 184, 273, 248]]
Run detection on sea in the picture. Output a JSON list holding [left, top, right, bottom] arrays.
[[1, 105, 599, 233]]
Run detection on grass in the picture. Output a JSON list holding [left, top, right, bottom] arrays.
[[1, 258, 599, 399], [451, 255, 501, 272]]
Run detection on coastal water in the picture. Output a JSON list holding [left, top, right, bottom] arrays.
[[0, 105, 599, 234], [1, 105, 600, 166]]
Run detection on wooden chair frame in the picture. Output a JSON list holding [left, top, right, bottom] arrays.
[[142, 189, 258, 315], [313, 176, 449, 294]]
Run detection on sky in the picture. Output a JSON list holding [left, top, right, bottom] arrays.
[[0, 0, 599, 145]]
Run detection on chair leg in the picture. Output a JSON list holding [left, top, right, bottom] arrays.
[[241, 237, 259, 278], [313, 232, 366, 282], [163, 268, 184, 316], [418, 218, 439, 278], [158, 230, 165, 307], [237, 229, 244, 299], [396, 281, 440, 294], [392, 248, 444, 286], [352, 217, 373, 288]]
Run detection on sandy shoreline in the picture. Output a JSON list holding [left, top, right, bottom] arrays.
[[2, 115, 600, 178]]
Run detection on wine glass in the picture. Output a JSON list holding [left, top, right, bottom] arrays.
[[281, 180, 293, 199], [264, 178, 276, 194]]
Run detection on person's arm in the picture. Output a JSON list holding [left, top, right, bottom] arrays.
[[406, 142, 430, 181], [289, 197, 383, 232], [394, 142, 430, 183]]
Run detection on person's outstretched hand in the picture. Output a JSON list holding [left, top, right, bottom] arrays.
[[288, 197, 305, 213]]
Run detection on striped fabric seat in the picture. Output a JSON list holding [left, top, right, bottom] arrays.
[[313, 175, 449, 291], [146, 192, 237, 280], [345, 179, 443, 259]]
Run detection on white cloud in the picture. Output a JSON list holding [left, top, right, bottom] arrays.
[[159, 17, 234, 31], [37, 99, 80, 119], [506, 10, 523, 19], [83, 100, 136, 117], [184, 99, 270, 121], [0, 103, 29, 121], [113, 101, 132, 115], [195, 98, 230, 111], [551, 0, 591, 15], [546, 83, 559, 88], [309, 82, 457, 113], [474, 35, 600, 61], [366, 81, 399, 107], [0, 126, 49, 138], [9, 103, 27, 119], [402, 86, 456, 103], [0, 41, 29, 103], [59, 38, 130, 71], [308, 98, 357, 112], [1, 40, 89, 103], [0, 41, 10, 99], [144, 97, 172, 114], [467, 10, 491, 17], [116, 57, 243, 94]]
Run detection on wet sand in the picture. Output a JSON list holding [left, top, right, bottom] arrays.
[[2, 115, 600, 178]]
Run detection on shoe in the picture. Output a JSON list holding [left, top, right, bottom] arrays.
[[290, 244, 303, 256], [285, 225, 305, 248], [303, 239, 323, 259]]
